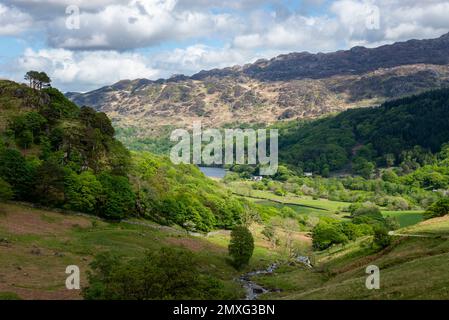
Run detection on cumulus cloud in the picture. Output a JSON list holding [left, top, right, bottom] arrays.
[[12, 48, 159, 92], [0, 4, 33, 35], [7, 44, 263, 92], [7, 0, 242, 50], [3, 0, 449, 91], [152, 44, 260, 75], [6, 0, 449, 52]]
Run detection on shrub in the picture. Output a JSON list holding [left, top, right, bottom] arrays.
[[372, 227, 392, 250], [261, 224, 279, 248], [0, 178, 13, 201], [280, 207, 296, 218], [83, 247, 230, 300], [352, 205, 382, 219], [341, 222, 373, 240], [274, 188, 286, 196], [228, 226, 254, 269], [425, 198, 449, 219], [312, 220, 348, 250]]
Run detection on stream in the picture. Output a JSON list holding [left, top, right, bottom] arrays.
[[239, 263, 280, 300], [239, 256, 313, 300]]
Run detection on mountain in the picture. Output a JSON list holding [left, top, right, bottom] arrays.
[[193, 32, 449, 81], [67, 33, 449, 140]]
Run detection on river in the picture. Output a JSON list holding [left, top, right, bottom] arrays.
[[198, 167, 227, 179]]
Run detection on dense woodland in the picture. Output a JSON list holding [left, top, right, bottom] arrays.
[[0, 79, 249, 232], [278, 88, 449, 177]]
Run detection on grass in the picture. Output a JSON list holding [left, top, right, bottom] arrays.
[[1, 200, 446, 300], [0, 292, 22, 300], [400, 215, 449, 236], [255, 215, 449, 300], [0, 202, 289, 300], [236, 187, 349, 212], [382, 211, 424, 228]]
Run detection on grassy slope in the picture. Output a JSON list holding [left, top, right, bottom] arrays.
[[256, 215, 449, 300], [0, 202, 287, 300], [0, 177, 439, 301]]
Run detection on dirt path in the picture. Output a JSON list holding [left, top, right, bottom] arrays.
[[388, 231, 448, 239]]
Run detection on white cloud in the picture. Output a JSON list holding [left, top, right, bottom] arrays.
[[0, 4, 33, 35], [23, 0, 242, 50], [7, 44, 264, 92], [153, 44, 259, 75], [6, 0, 449, 52], [14, 48, 159, 92], [3, 0, 449, 92]]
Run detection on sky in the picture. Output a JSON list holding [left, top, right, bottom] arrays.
[[1, 0, 449, 92]]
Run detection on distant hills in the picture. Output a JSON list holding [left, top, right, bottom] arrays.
[[67, 33, 449, 138], [192, 33, 449, 81]]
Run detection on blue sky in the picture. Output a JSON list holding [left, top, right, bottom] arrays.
[[1, 0, 449, 92]]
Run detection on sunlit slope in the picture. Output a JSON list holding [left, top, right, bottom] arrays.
[[258, 215, 449, 300]]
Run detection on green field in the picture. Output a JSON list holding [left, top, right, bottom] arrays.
[[382, 211, 424, 228], [234, 183, 427, 229]]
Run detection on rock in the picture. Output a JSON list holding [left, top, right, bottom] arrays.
[[0, 239, 11, 247], [251, 284, 265, 294], [30, 248, 41, 255]]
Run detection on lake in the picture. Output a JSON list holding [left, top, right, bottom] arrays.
[[198, 167, 227, 179]]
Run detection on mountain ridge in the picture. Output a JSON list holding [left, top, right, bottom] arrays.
[[66, 32, 449, 141], [67, 32, 449, 94]]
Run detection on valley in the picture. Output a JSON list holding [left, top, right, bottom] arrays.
[[1, 31, 449, 301]]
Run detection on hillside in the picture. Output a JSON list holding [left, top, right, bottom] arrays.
[[0, 79, 251, 232], [1, 202, 447, 300], [0, 203, 251, 299], [255, 215, 449, 300], [66, 33, 449, 143], [278, 87, 449, 175]]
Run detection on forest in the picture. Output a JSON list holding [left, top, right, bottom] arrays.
[[277, 88, 449, 176], [0, 79, 249, 232]]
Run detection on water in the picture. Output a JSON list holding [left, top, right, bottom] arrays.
[[198, 167, 226, 179], [239, 263, 280, 300], [239, 257, 312, 300]]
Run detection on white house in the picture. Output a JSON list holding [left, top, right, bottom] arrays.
[[304, 172, 313, 177]]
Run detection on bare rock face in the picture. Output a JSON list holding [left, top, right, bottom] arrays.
[[67, 33, 449, 137]]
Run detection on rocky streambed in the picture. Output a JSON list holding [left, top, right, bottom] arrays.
[[239, 263, 280, 300], [239, 256, 313, 300]]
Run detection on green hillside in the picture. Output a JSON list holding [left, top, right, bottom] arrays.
[[255, 216, 449, 300], [278, 88, 449, 175], [0, 79, 249, 231]]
